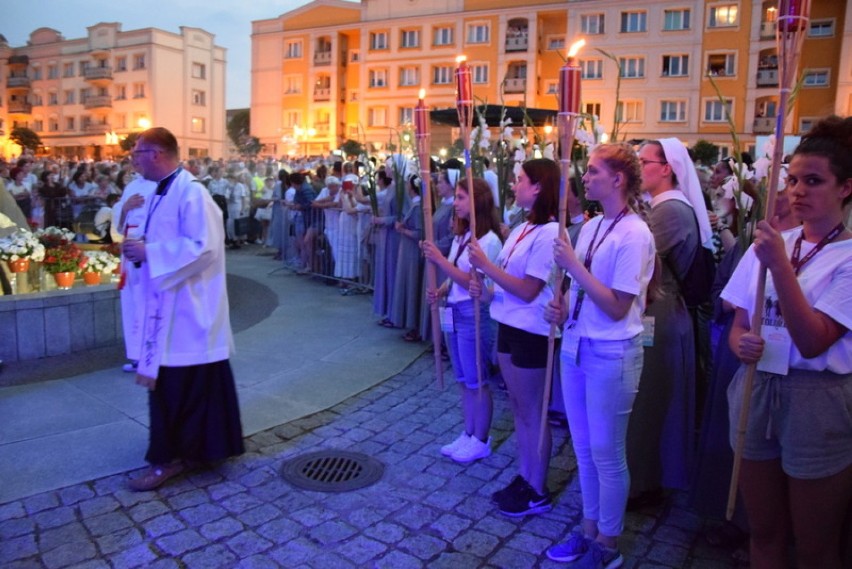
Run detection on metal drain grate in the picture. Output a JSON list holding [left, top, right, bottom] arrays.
[[280, 450, 384, 492]]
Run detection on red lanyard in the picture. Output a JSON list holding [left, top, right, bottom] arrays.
[[569, 207, 629, 325], [501, 223, 539, 269], [790, 222, 845, 276]]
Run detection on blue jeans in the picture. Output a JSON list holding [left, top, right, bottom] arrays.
[[447, 300, 493, 390], [561, 335, 643, 536]]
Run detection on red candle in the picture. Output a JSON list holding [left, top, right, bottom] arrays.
[[778, 0, 809, 32], [559, 40, 585, 114], [415, 89, 429, 137], [455, 56, 472, 107]]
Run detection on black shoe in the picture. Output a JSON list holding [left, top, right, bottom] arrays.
[[497, 482, 552, 518], [491, 474, 527, 504], [626, 487, 664, 511]]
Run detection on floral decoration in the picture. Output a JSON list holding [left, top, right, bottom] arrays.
[[0, 229, 46, 263], [42, 242, 86, 275], [83, 250, 120, 274]]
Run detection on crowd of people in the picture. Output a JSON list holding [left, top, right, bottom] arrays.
[[1, 115, 850, 568]]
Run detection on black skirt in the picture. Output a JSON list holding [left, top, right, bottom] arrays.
[[146, 359, 245, 464]]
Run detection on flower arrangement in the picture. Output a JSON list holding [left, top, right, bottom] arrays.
[[0, 229, 46, 263], [35, 226, 76, 249], [83, 250, 120, 274], [42, 242, 86, 274]]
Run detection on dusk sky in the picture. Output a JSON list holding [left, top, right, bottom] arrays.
[[5, 0, 316, 109]]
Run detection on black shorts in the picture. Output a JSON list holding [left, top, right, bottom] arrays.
[[496, 323, 554, 369]]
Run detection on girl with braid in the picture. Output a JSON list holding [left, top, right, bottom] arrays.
[[544, 143, 656, 568]]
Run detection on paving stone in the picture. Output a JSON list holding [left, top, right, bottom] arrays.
[[96, 527, 144, 556], [234, 554, 282, 569], [128, 501, 170, 523], [0, 534, 38, 563], [654, 525, 694, 547], [78, 496, 121, 518], [373, 550, 422, 569], [65, 560, 110, 569], [107, 543, 158, 569], [181, 543, 237, 569], [452, 529, 501, 557], [475, 516, 518, 539], [59, 485, 96, 506], [430, 513, 472, 541], [142, 513, 185, 539], [255, 518, 300, 545], [505, 531, 552, 556], [289, 505, 338, 527], [309, 520, 358, 545], [199, 517, 244, 541], [394, 504, 439, 530], [488, 546, 540, 568], [167, 489, 209, 510], [423, 490, 467, 511], [647, 542, 690, 567], [247, 479, 290, 502], [220, 492, 265, 514], [23, 492, 59, 514], [236, 503, 281, 527], [207, 481, 247, 501], [82, 511, 134, 537], [33, 506, 77, 530], [0, 502, 25, 522], [41, 540, 97, 569], [0, 516, 35, 540], [178, 503, 228, 526], [225, 530, 274, 557], [267, 537, 322, 566], [398, 533, 447, 560], [155, 528, 208, 557], [38, 521, 90, 552], [429, 551, 482, 568]]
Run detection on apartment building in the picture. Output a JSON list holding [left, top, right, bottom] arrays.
[[0, 22, 226, 161], [251, 0, 848, 158]]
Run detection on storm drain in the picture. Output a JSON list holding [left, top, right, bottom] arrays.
[[280, 450, 384, 492]]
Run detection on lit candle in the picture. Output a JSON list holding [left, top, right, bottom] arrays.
[[455, 55, 472, 116], [778, 0, 809, 32], [415, 89, 429, 137], [558, 40, 585, 114]]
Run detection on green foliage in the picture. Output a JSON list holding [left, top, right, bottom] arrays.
[[226, 109, 261, 157], [119, 132, 140, 153], [340, 139, 365, 159], [691, 140, 720, 167], [10, 126, 41, 152]]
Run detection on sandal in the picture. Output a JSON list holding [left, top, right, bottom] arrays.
[[378, 318, 394, 328], [402, 330, 422, 342]]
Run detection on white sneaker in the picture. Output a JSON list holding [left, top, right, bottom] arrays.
[[451, 436, 492, 463], [122, 362, 138, 373], [440, 432, 470, 457]]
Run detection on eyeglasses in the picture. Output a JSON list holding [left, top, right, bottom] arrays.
[[131, 148, 158, 157], [639, 159, 668, 167]]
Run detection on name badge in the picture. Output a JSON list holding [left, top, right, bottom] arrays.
[[440, 306, 454, 333], [563, 327, 580, 364], [757, 324, 791, 376], [641, 316, 655, 347]]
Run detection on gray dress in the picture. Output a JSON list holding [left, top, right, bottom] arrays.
[[389, 200, 423, 330], [372, 188, 398, 319], [627, 198, 698, 493]]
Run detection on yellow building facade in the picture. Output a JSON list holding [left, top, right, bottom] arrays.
[[0, 23, 227, 161], [252, 0, 849, 157]]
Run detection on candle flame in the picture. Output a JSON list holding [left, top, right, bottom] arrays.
[[567, 39, 586, 58], [456, 55, 467, 64], [419, 89, 426, 99]]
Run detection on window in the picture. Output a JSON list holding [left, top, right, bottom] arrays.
[[433, 26, 454, 46], [31, 93, 43, 106], [66, 117, 75, 130], [432, 65, 453, 85], [802, 69, 829, 87], [400, 29, 420, 49], [114, 85, 126, 100], [808, 20, 835, 38], [115, 56, 127, 72], [47, 65, 58, 79], [49, 92, 59, 105], [619, 57, 646, 78], [620, 11, 647, 33], [284, 76, 302, 94], [49, 118, 59, 132], [580, 14, 605, 35], [349, 50, 360, 63], [63, 63, 74, 78], [399, 67, 420, 87], [32, 66, 42, 80], [704, 98, 733, 122], [191, 63, 206, 79], [369, 32, 388, 50], [285, 41, 302, 59], [368, 69, 387, 88], [616, 101, 644, 122], [472, 64, 488, 84], [584, 102, 602, 118], [192, 90, 206, 105], [33, 119, 44, 132], [466, 23, 489, 44], [660, 100, 687, 122], [663, 9, 691, 31], [368, 107, 386, 127], [545, 81, 558, 94], [191, 117, 205, 134], [284, 111, 300, 127], [581, 59, 603, 79], [133, 83, 146, 99], [547, 36, 565, 50], [115, 113, 126, 129], [133, 54, 146, 70], [78, 61, 90, 75], [399, 107, 414, 125], [79, 88, 90, 104], [64, 90, 75, 104], [708, 4, 739, 28], [662, 55, 689, 77], [707, 53, 736, 77]]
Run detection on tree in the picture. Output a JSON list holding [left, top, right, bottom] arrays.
[[340, 139, 365, 159], [10, 127, 41, 153], [691, 139, 720, 167], [227, 109, 263, 157], [119, 132, 141, 153]]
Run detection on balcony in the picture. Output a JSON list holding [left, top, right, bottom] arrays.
[[84, 95, 112, 109], [760, 21, 776, 39], [753, 116, 775, 134], [505, 34, 529, 52], [8, 55, 29, 65], [313, 87, 331, 101], [8, 101, 32, 114], [504, 77, 526, 94], [84, 123, 111, 134], [314, 51, 332, 66], [315, 122, 330, 136], [756, 68, 778, 87], [84, 67, 113, 82], [7, 76, 31, 88]]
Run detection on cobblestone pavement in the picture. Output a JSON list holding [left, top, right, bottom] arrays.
[[0, 355, 742, 568]]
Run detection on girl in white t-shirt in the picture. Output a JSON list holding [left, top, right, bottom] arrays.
[[423, 178, 503, 464], [543, 143, 656, 566], [468, 158, 561, 517], [721, 115, 852, 568]]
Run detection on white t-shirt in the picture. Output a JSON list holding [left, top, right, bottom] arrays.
[[490, 221, 560, 336], [447, 230, 503, 304], [565, 213, 655, 341], [721, 227, 852, 374]]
